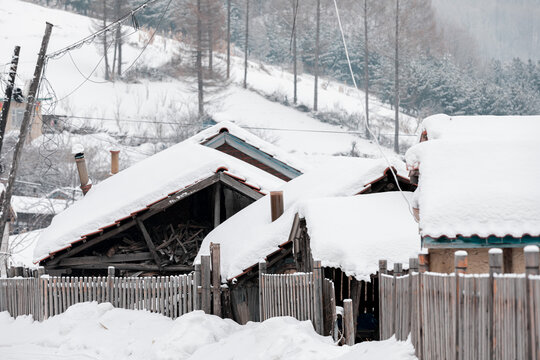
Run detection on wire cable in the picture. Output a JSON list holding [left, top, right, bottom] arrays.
[[332, 0, 415, 219]]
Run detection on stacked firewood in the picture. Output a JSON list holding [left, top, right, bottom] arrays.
[[154, 222, 210, 265]]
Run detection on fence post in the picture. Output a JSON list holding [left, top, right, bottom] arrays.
[[344, 298, 355, 345], [107, 266, 115, 304], [37, 267, 45, 321], [488, 248, 502, 360], [259, 261, 267, 322], [313, 259, 324, 335], [210, 243, 221, 317], [200, 255, 211, 313], [454, 251, 468, 360], [393, 262, 402, 339], [194, 263, 201, 310], [417, 252, 429, 358], [525, 245, 539, 360], [409, 257, 418, 344], [378, 259, 387, 340]]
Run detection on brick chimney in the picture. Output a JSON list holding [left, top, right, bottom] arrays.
[[73, 144, 91, 195], [270, 191, 284, 222], [110, 150, 120, 175]]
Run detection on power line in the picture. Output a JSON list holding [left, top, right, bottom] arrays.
[[46, 0, 159, 60], [332, 0, 415, 219]]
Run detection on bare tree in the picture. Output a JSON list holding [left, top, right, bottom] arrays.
[[363, 0, 369, 138], [243, 0, 249, 89], [292, 0, 298, 104], [227, 0, 231, 79], [197, 0, 204, 117], [394, 0, 400, 153], [313, 0, 320, 111]]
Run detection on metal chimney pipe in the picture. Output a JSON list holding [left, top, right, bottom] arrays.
[[110, 150, 120, 175], [270, 191, 284, 222], [73, 146, 91, 195]]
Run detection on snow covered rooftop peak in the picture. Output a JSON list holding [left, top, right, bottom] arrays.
[[34, 142, 285, 262], [186, 120, 309, 174], [421, 114, 540, 141], [197, 156, 411, 280], [406, 138, 540, 240]]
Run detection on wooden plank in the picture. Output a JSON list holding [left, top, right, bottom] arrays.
[[211, 243, 222, 317], [136, 218, 162, 269], [201, 255, 211, 313], [58, 253, 154, 267]]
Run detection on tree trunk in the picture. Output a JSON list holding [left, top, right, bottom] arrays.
[[364, 0, 369, 138], [394, 0, 400, 153], [117, 35, 122, 76], [314, 0, 320, 111], [208, 26, 213, 74], [103, 0, 110, 81], [197, 0, 204, 118], [293, 0, 298, 105], [243, 0, 249, 89], [227, 0, 231, 79]]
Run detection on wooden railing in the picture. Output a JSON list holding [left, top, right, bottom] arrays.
[[379, 247, 540, 360]]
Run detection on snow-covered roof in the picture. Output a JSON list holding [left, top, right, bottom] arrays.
[[187, 121, 309, 174], [299, 193, 420, 280], [11, 196, 70, 215], [421, 114, 540, 141], [197, 156, 410, 280], [34, 142, 285, 263], [406, 138, 540, 239]]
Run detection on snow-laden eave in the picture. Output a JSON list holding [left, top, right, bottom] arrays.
[[35, 169, 270, 264]]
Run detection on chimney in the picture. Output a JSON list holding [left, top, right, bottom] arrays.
[[73, 144, 91, 195], [110, 150, 120, 175], [270, 191, 284, 222]]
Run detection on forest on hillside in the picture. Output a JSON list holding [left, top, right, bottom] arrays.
[[21, 0, 540, 118]]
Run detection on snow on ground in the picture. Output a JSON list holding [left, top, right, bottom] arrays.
[[0, 302, 417, 360], [299, 192, 420, 280], [1, 0, 417, 169]]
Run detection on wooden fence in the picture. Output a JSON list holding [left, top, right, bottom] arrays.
[[259, 260, 337, 338], [0, 268, 196, 321], [379, 248, 540, 360], [0, 243, 224, 320]]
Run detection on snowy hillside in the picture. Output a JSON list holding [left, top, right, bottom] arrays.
[[0, 0, 418, 170]]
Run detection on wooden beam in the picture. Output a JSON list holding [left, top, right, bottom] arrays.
[[218, 172, 264, 201], [47, 219, 137, 266], [213, 182, 221, 228], [64, 263, 193, 271], [57, 252, 153, 267], [136, 218, 162, 269]]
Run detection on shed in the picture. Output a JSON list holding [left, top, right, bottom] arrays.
[[34, 142, 285, 276], [406, 114, 540, 273]]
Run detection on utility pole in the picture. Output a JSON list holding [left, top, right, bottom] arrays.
[[243, 0, 249, 89], [364, 0, 369, 139], [0, 46, 20, 156], [394, 0, 400, 153], [0, 23, 53, 256], [226, 0, 231, 79], [292, 0, 298, 105], [313, 0, 320, 111]]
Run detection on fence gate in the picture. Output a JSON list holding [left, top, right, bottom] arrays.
[[258, 260, 336, 336]]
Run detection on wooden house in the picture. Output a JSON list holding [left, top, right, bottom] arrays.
[[0, 100, 43, 142], [33, 124, 303, 275], [10, 195, 70, 233], [196, 156, 417, 327], [406, 114, 540, 273]]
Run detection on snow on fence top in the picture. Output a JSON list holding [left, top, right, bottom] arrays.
[[406, 138, 540, 239], [187, 120, 309, 173], [33, 142, 285, 263], [298, 192, 420, 281], [422, 114, 540, 141], [197, 156, 410, 280]]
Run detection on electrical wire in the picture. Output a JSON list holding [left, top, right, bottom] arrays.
[[121, 0, 174, 76], [331, 0, 415, 219]]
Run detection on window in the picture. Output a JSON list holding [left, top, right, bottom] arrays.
[[11, 108, 25, 128]]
